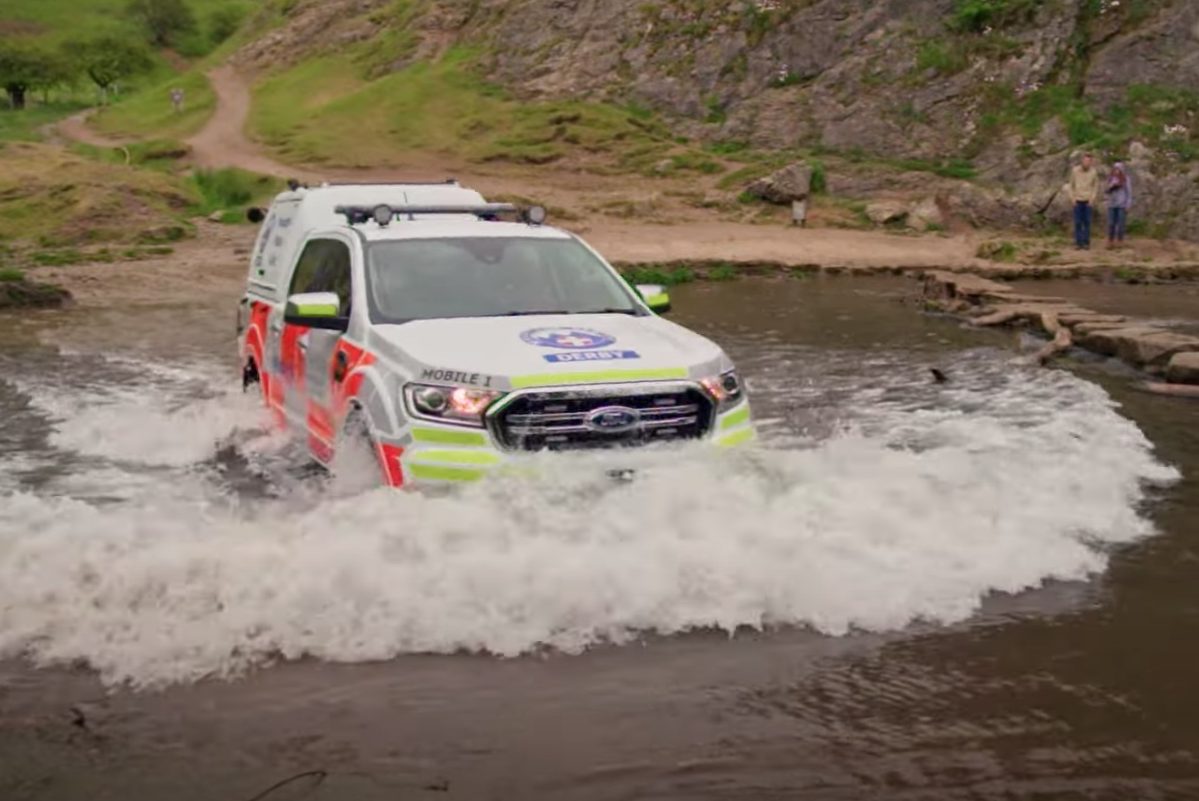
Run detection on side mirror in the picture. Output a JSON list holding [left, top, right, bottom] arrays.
[[247, 207, 266, 224], [636, 284, 672, 314], [284, 292, 348, 331]]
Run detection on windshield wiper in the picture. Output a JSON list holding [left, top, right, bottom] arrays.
[[499, 310, 573, 316], [495, 308, 639, 316]]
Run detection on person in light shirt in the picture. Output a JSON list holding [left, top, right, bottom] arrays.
[[1067, 152, 1099, 250]]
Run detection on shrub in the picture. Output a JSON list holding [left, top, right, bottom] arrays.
[[950, 0, 1038, 33], [916, 40, 968, 75], [808, 158, 827, 194], [709, 263, 738, 281], [209, 6, 245, 45], [190, 168, 278, 215], [976, 240, 1019, 262], [624, 265, 696, 286], [126, 0, 197, 48]]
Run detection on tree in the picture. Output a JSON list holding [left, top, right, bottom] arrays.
[[0, 41, 65, 110], [68, 37, 154, 103], [126, 0, 197, 48], [208, 6, 245, 46]]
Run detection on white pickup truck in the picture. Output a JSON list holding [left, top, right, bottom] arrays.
[[236, 181, 754, 488]]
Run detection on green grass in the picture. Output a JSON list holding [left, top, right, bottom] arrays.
[[622, 265, 696, 286], [949, 0, 1040, 33], [0, 268, 26, 282], [249, 46, 678, 169], [916, 40, 969, 76], [0, 101, 89, 142], [981, 82, 1199, 161], [92, 70, 215, 140], [708, 263, 738, 281], [0, 141, 195, 245], [976, 240, 1019, 262], [188, 167, 281, 217]]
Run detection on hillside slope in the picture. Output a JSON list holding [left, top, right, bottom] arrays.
[[234, 0, 1199, 239]]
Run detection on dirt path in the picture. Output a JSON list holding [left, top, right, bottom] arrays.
[[50, 65, 1199, 276], [54, 109, 127, 149], [185, 66, 308, 177]]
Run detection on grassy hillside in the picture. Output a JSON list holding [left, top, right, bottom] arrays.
[[0, 142, 193, 245], [92, 69, 215, 139], [249, 45, 725, 173]]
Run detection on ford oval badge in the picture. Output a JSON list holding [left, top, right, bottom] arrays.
[[585, 406, 640, 433]]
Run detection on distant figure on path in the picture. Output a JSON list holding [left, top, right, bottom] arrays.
[[1067, 152, 1099, 250], [170, 87, 185, 113], [1105, 161, 1132, 249]]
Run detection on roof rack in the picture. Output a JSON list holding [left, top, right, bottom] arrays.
[[333, 203, 546, 227], [285, 179, 461, 191], [320, 179, 460, 187]]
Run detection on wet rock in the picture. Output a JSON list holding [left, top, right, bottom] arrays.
[[1059, 312, 1127, 327], [865, 200, 907, 225], [1166, 352, 1199, 385], [1075, 326, 1199, 367], [745, 163, 811, 205], [0, 278, 72, 310]]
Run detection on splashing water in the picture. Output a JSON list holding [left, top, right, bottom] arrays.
[[0, 349, 1179, 687]]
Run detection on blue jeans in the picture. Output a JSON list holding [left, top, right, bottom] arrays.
[[1073, 202, 1092, 248], [1108, 207, 1127, 241]]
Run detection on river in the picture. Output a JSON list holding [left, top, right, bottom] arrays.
[[1, 274, 1196, 800]]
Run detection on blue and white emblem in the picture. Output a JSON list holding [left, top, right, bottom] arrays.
[[585, 406, 641, 433], [520, 328, 616, 350]]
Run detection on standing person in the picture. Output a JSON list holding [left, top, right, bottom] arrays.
[[1067, 152, 1099, 250], [1105, 161, 1132, 249]]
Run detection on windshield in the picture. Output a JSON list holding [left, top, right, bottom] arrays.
[[365, 237, 642, 322]]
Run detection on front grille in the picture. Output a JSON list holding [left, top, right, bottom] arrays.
[[490, 383, 715, 452]]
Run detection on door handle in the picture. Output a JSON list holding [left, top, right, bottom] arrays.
[[333, 351, 348, 383]]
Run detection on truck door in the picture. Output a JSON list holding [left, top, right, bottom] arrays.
[[303, 240, 354, 461], [281, 239, 346, 433]]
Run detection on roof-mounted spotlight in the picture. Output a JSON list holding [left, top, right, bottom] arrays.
[[372, 204, 393, 227], [524, 205, 547, 226]]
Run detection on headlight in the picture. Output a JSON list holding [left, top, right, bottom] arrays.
[[700, 369, 744, 409], [404, 383, 504, 427]]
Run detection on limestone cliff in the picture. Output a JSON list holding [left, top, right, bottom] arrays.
[[238, 0, 1199, 239]]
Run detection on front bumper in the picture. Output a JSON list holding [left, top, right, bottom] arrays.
[[393, 402, 755, 487]]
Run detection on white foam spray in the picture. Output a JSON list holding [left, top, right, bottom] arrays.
[[0, 353, 1180, 687]]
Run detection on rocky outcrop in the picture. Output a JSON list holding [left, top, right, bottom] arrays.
[[235, 0, 1199, 239], [0, 277, 71, 310], [921, 270, 1199, 384], [746, 163, 811, 204], [865, 200, 908, 225]]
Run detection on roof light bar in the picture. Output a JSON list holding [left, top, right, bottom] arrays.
[[334, 203, 549, 227]]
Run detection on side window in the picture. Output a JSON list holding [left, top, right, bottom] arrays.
[[289, 239, 353, 316]]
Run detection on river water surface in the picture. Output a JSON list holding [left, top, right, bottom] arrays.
[[1, 275, 1197, 800]]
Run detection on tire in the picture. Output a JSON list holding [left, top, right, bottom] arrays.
[[330, 408, 384, 493]]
